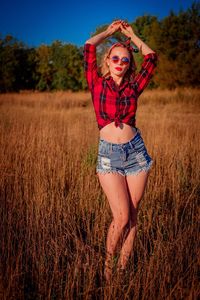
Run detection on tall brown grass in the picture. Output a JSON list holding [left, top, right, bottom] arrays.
[[0, 89, 199, 300]]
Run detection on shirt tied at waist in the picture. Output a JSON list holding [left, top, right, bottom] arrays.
[[114, 116, 121, 127]]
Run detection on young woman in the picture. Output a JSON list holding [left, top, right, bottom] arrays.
[[84, 20, 158, 281]]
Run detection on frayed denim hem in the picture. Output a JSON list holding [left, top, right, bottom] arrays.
[[96, 169, 125, 176], [96, 160, 153, 177], [125, 160, 153, 176]]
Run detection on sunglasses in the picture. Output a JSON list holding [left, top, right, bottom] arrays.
[[110, 55, 130, 65]]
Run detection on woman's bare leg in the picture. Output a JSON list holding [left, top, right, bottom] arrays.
[[97, 172, 130, 280], [117, 170, 149, 270]]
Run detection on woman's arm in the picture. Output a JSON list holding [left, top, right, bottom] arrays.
[[120, 21, 157, 96], [85, 20, 122, 46], [84, 21, 122, 91], [120, 21, 155, 55]]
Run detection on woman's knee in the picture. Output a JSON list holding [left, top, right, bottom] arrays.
[[113, 214, 129, 230]]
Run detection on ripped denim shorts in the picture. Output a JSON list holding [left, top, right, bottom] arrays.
[[96, 128, 153, 176]]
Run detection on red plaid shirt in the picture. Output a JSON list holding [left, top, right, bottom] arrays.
[[84, 43, 158, 130]]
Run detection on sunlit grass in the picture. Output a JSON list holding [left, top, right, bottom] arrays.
[[0, 89, 199, 299]]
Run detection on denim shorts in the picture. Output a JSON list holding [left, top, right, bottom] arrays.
[[96, 128, 153, 176]]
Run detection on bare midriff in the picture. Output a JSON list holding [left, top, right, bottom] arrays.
[[99, 122, 137, 144]]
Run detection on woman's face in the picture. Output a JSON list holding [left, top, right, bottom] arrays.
[[107, 46, 130, 78]]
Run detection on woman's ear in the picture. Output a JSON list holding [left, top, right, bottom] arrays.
[[106, 57, 110, 67]]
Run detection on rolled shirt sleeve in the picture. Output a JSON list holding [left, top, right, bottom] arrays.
[[84, 43, 100, 91], [133, 52, 158, 96]]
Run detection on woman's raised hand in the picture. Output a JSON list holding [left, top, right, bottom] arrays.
[[106, 20, 123, 36], [85, 20, 135, 46], [119, 21, 134, 38]]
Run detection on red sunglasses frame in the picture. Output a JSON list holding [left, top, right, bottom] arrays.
[[110, 55, 130, 65]]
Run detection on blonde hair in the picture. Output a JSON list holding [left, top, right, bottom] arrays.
[[100, 42, 137, 81]]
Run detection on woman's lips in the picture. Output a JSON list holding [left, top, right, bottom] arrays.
[[115, 67, 122, 71]]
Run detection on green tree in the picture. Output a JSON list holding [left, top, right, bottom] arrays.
[[156, 2, 200, 88], [14, 47, 37, 90], [51, 41, 85, 91], [35, 44, 54, 91], [0, 35, 37, 92], [0, 35, 19, 92]]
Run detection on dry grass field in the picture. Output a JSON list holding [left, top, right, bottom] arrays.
[[0, 89, 199, 300]]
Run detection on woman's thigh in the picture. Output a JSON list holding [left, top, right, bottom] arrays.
[[126, 170, 149, 210], [97, 173, 130, 221]]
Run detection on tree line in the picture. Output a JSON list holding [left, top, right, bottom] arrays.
[[0, 1, 199, 93]]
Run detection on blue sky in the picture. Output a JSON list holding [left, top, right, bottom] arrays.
[[0, 0, 197, 47]]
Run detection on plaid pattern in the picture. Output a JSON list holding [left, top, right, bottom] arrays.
[[84, 43, 158, 130]]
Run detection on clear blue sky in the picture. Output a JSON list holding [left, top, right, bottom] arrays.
[[0, 0, 196, 47]]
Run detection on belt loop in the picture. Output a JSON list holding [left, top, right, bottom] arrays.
[[110, 142, 112, 154]]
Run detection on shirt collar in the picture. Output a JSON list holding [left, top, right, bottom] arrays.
[[104, 76, 130, 91]]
